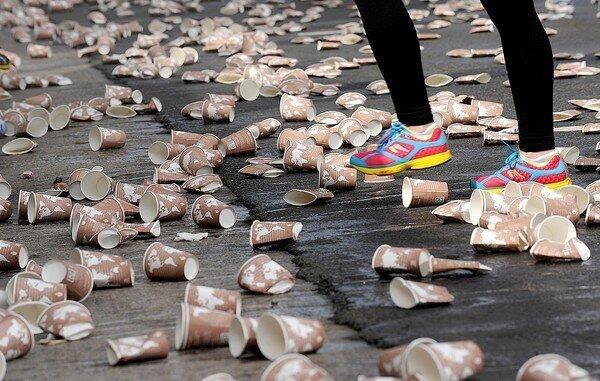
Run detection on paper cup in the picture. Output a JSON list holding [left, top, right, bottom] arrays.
[[229, 316, 259, 358], [431, 200, 470, 223], [184, 284, 241, 315], [139, 191, 187, 222], [182, 174, 223, 193], [175, 303, 233, 350], [6, 272, 67, 305], [247, 118, 281, 138], [283, 188, 334, 206], [0, 311, 34, 360], [469, 189, 509, 225], [280, 94, 316, 122], [533, 215, 577, 244], [390, 278, 454, 309], [420, 256, 491, 276], [406, 341, 484, 381], [402, 178, 449, 208], [283, 140, 323, 172], [530, 237, 590, 261], [80, 169, 113, 201], [371, 245, 427, 276], [148, 141, 186, 165], [319, 163, 358, 191], [42, 260, 94, 301], [191, 195, 236, 228], [378, 338, 437, 378], [0, 240, 29, 270], [470, 227, 529, 252], [516, 354, 591, 381], [8, 301, 48, 334], [260, 353, 333, 381], [250, 221, 303, 247], [257, 314, 325, 360], [143, 242, 199, 281], [27, 193, 72, 223], [221, 129, 257, 156], [89, 126, 126, 151], [71, 249, 134, 288]]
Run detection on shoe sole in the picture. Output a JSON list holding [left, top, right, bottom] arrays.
[[352, 150, 452, 176], [481, 177, 573, 194]]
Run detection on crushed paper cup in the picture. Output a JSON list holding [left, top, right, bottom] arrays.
[[0, 174, 11, 199], [184, 284, 241, 315], [555, 146, 580, 164], [27, 193, 72, 223], [0, 240, 28, 270], [556, 185, 590, 214], [70, 197, 125, 227], [191, 195, 236, 229], [585, 203, 600, 225], [0, 198, 11, 221], [471, 227, 529, 252], [153, 167, 191, 184], [70, 105, 103, 122], [402, 178, 449, 208], [105, 85, 143, 104], [201, 373, 238, 381], [516, 354, 591, 381], [24, 93, 52, 109], [8, 301, 47, 334], [471, 100, 503, 117], [89, 126, 126, 151], [48, 104, 71, 131], [139, 191, 187, 222], [315, 110, 347, 126], [283, 188, 333, 206], [37, 300, 93, 340], [175, 303, 233, 350], [3, 110, 28, 137], [237, 254, 295, 295], [534, 215, 577, 244], [425, 74, 453, 87], [247, 118, 281, 139], [250, 221, 303, 247], [573, 156, 600, 171], [131, 97, 162, 114], [143, 242, 199, 281], [107, 330, 169, 366], [366, 80, 389, 95], [114, 221, 160, 238], [221, 129, 257, 156], [80, 169, 114, 201], [106, 105, 137, 119], [178, 147, 216, 176], [0, 310, 34, 360], [447, 101, 478, 123], [257, 313, 325, 360], [431, 200, 471, 223], [149, 142, 186, 165], [6, 272, 67, 305], [336, 92, 367, 110], [17, 190, 31, 222], [455, 73, 491, 84], [582, 123, 600, 134], [182, 174, 224, 193], [390, 278, 454, 309], [419, 255, 491, 277], [2, 137, 38, 155], [229, 316, 259, 357], [70, 249, 134, 288], [114, 182, 146, 205], [280, 94, 316, 122], [406, 341, 484, 381], [283, 141, 323, 172], [372, 245, 428, 276], [260, 353, 333, 381], [239, 164, 285, 178], [42, 260, 94, 302], [469, 189, 509, 225], [319, 164, 358, 190], [530, 237, 590, 262]]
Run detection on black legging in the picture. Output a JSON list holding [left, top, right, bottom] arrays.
[[355, 0, 555, 152]]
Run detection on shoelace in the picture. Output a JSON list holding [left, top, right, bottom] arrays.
[[502, 141, 520, 169], [377, 122, 407, 148]]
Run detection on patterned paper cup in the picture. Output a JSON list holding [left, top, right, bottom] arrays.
[[478, 211, 513, 228], [6, 272, 67, 305], [71, 212, 109, 244], [148, 141, 186, 165], [336, 118, 369, 147], [24, 260, 43, 277], [139, 191, 187, 222], [42, 260, 94, 301], [390, 278, 454, 309], [70, 197, 125, 227], [283, 188, 334, 206], [0, 174, 11, 199], [237, 254, 295, 295], [80, 169, 114, 201], [280, 94, 316, 122], [402, 178, 449, 208], [114, 182, 146, 205], [247, 118, 281, 139], [250, 221, 303, 247], [67, 168, 92, 201], [71, 249, 134, 288], [469, 189, 509, 225], [200, 100, 235, 123], [406, 341, 484, 381], [276, 128, 313, 152], [533, 215, 577, 244], [371, 245, 428, 276], [8, 301, 48, 334], [470, 227, 529, 252], [419, 256, 491, 277], [260, 353, 334, 381], [175, 303, 234, 350], [27, 193, 72, 223], [89, 126, 126, 151], [431, 200, 470, 223], [491, 213, 546, 245], [37, 300, 94, 340], [191, 195, 236, 229], [530, 237, 590, 262], [107, 330, 169, 366], [585, 203, 600, 225], [49, 104, 71, 130], [257, 313, 325, 360], [516, 354, 591, 381], [283, 140, 323, 172], [184, 284, 241, 315], [447, 101, 478, 124], [229, 316, 259, 358], [318, 164, 358, 191], [378, 338, 437, 378], [143, 242, 199, 281], [0, 240, 29, 270], [221, 129, 257, 156], [555, 185, 590, 215], [0, 310, 34, 360], [182, 174, 224, 193], [114, 221, 160, 238]]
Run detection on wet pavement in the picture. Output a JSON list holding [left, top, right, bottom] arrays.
[[1, 0, 600, 379]]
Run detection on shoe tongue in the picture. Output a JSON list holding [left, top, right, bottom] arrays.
[[520, 149, 557, 166]]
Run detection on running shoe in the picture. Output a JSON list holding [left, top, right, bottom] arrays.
[[470, 146, 572, 193], [350, 122, 452, 176]]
